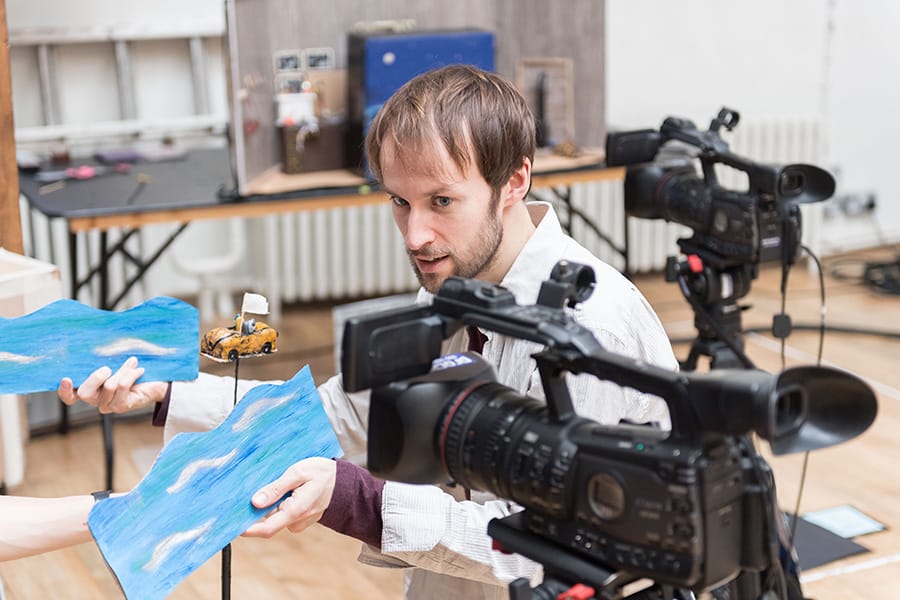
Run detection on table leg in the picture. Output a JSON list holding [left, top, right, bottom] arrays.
[[59, 231, 79, 435], [99, 231, 110, 310]]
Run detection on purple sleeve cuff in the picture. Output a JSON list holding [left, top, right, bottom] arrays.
[[319, 459, 385, 548], [152, 382, 173, 427]]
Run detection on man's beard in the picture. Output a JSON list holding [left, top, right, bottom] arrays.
[[408, 208, 504, 294]]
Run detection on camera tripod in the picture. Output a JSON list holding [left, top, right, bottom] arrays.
[[667, 249, 804, 600]]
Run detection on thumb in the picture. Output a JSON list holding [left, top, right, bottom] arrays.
[[252, 473, 296, 508], [58, 378, 75, 405]]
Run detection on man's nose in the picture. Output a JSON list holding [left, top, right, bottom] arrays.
[[404, 208, 436, 251]]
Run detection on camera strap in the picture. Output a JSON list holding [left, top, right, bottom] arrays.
[[464, 325, 485, 502]]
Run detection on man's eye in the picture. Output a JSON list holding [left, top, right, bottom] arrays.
[[434, 196, 453, 208], [391, 196, 408, 207]]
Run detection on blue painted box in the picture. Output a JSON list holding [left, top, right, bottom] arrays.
[[347, 29, 495, 177]]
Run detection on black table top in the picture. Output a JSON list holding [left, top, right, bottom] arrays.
[[19, 148, 237, 220]]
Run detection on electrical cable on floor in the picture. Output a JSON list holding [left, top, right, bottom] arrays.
[[787, 245, 827, 553], [827, 253, 900, 294], [744, 245, 900, 340], [862, 258, 900, 294], [824, 212, 900, 295]]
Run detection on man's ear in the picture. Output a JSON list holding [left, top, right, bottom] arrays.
[[502, 157, 532, 208]]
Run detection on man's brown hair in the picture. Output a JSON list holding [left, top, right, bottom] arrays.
[[365, 64, 536, 195]]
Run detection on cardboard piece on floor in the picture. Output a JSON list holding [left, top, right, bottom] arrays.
[[788, 514, 870, 571], [802, 504, 886, 539], [88, 366, 342, 600]]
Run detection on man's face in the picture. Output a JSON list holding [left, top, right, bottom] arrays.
[[380, 138, 503, 294]]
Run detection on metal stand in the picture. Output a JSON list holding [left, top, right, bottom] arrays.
[[221, 356, 240, 600]]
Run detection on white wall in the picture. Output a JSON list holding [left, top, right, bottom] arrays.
[[606, 0, 900, 253], [823, 1, 900, 249]]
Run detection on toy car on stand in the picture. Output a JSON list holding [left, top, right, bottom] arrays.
[[201, 314, 278, 362]]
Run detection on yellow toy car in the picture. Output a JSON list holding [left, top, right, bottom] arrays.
[[201, 316, 278, 361]]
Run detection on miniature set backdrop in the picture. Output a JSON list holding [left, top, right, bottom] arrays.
[[89, 365, 342, 600], [0, 296, 199, 394], [226, 0, 605, 195]]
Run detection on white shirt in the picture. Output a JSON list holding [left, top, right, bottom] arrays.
[[166, 202, 677, 599]]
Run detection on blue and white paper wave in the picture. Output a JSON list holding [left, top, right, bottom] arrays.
[[0, 296, 198, 393], [88, 366, 342, 600]]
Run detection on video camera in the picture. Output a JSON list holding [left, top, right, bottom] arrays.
[[341, 262, 877, 598], [605, 108, 835, 270]]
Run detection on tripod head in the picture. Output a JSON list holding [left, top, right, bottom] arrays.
[[665, 239, 759, 371]]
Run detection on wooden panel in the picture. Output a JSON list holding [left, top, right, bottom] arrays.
[[495, 0, 605, 148], [0, 0, 24, 253]]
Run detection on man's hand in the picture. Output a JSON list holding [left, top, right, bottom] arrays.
[[57, 356, 168, 414], [243, 457, 337, 538]]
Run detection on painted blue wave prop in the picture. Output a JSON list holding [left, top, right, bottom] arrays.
[[88, 365, 342, 600], [0, 296, 198, 394]]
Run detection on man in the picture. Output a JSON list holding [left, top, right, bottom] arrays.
[[60, 65, 677, 599]]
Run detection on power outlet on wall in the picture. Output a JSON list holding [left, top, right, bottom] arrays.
[[823, 191, 878, 219]]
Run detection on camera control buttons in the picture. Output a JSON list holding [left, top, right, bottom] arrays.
[[668, 496, 694, 515]]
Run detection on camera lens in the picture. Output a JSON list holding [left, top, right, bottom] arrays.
[[438, 383, 579, 519], [624, 164, 711, 233], [440, 383, 541, 496]]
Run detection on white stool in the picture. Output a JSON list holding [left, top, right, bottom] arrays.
[[170, 218, 253, 324]]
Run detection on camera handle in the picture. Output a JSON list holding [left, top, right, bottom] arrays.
[[490, 513, 697, 600]]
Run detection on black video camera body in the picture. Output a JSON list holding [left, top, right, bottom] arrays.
[[368, 350, 770, 589], [606, 108, 835, 269], [340, 262, 876, 596], [516, 420, 764, 589]]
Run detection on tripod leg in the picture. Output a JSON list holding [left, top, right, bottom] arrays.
[[680, 341, 702, 372]]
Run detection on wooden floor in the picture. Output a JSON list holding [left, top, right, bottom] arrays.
[[2, 247, 900, 599]]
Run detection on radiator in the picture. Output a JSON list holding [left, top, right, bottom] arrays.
[[278, 203, 419, 302]]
